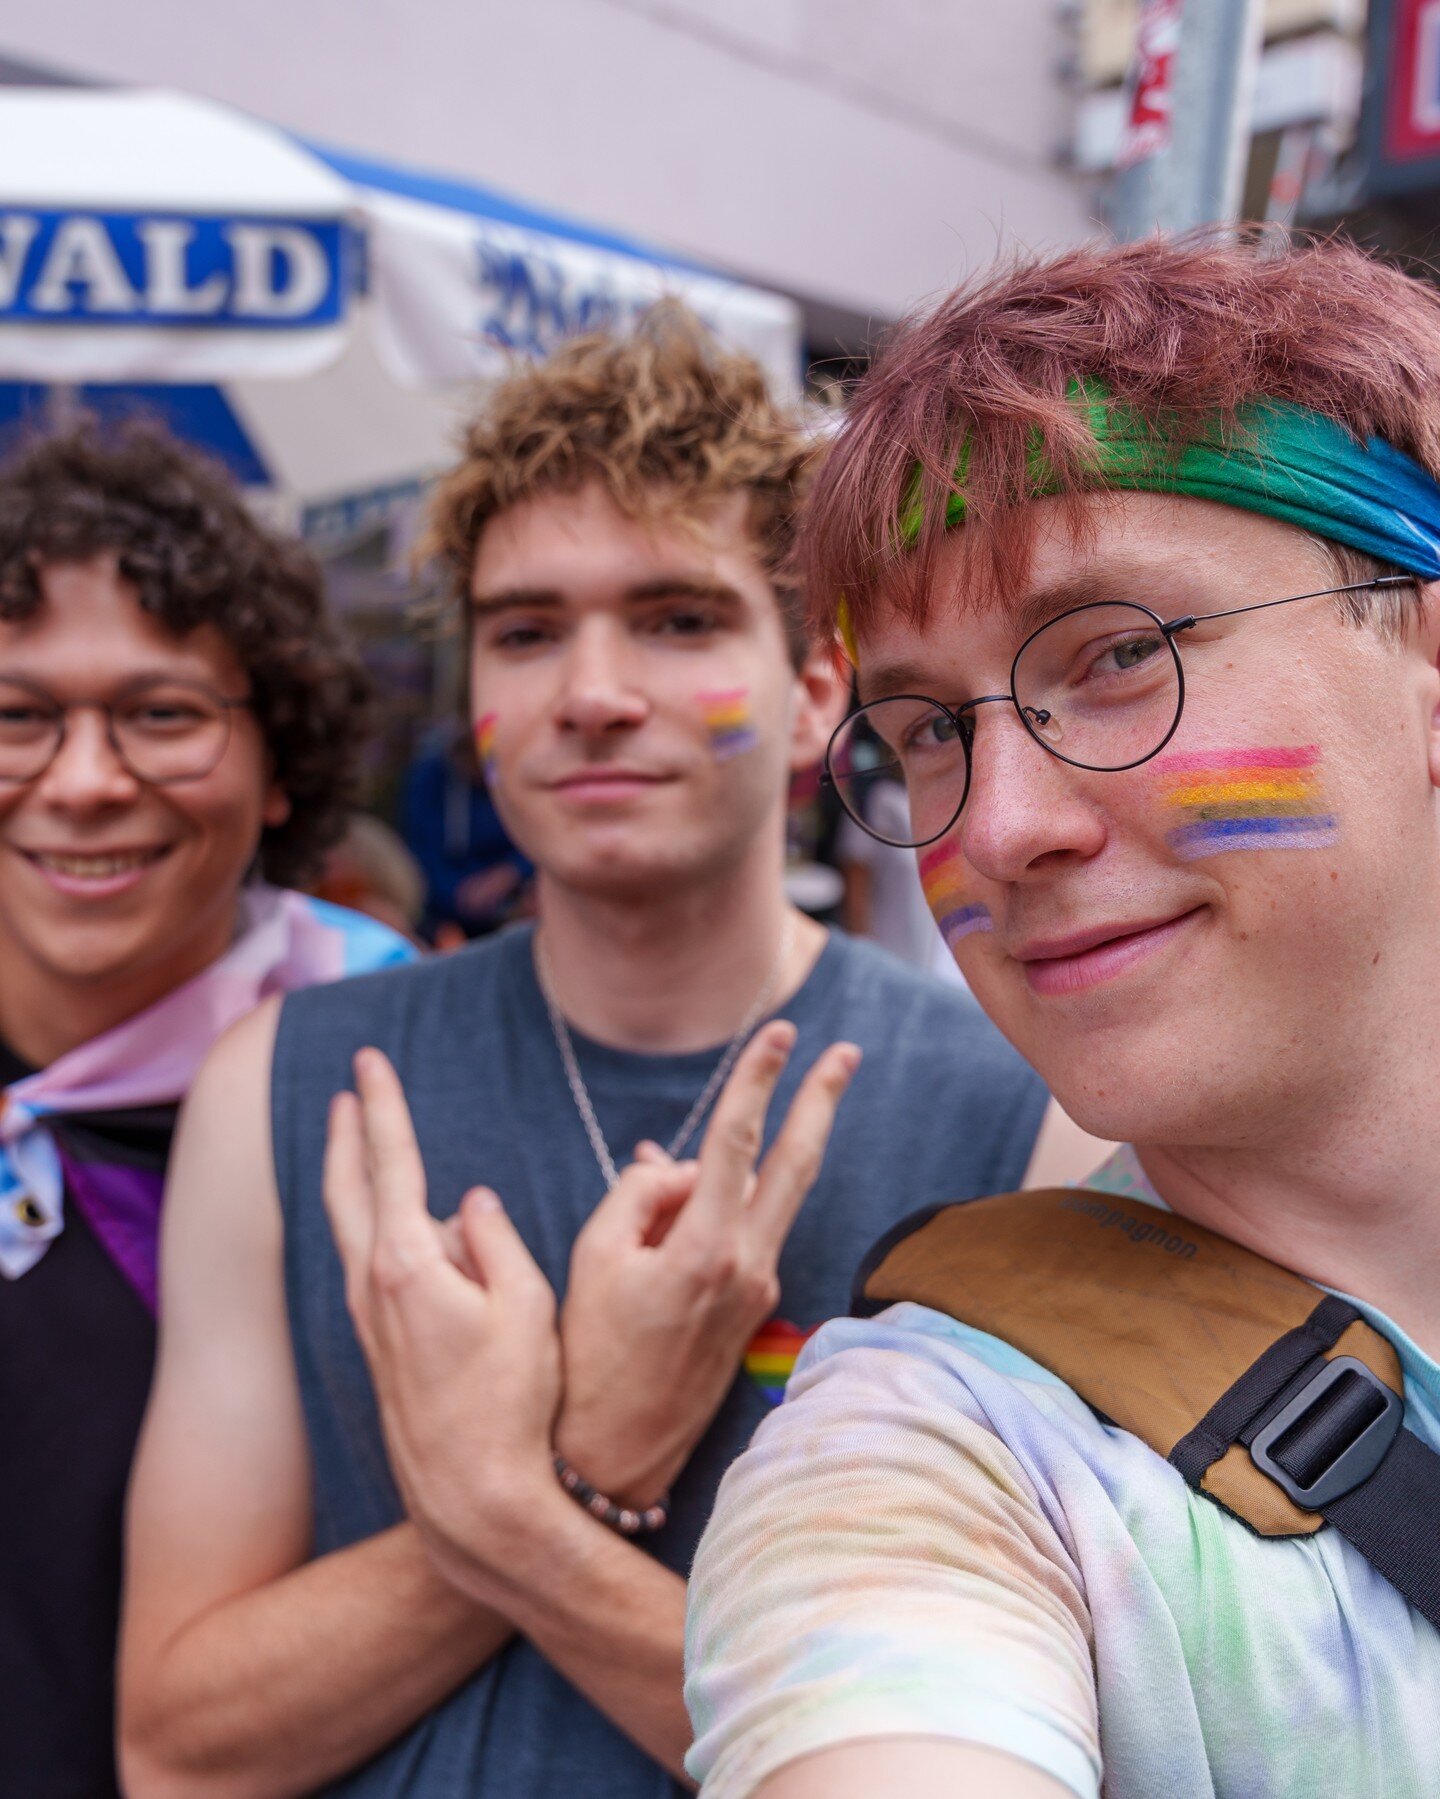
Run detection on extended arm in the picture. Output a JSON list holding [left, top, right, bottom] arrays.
[[683, 1324, 1099, 1799], [118, 1000, 513, 1799]]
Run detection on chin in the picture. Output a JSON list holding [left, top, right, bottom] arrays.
[[534, 822, 710, 894], [552, 850, 692, 901], [22, 923, 173, 988]]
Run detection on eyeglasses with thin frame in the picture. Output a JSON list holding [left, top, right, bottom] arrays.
[[825, 575, 1415, 849], [0, 674, 254, 787]]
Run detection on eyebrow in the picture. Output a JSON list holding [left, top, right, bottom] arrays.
[[855, 567, 1162, 706], [468, 587, 563, 618], [469, 576, 746, 617], [855, 659, 943, 706], [1006, 572, 1151, 641]]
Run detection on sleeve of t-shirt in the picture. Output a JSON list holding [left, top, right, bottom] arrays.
[[684, 1317, 1101, 1799]]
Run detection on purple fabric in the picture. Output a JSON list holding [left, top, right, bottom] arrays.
[[0, 883, 414, 1299], [58, 1150, 166, 1315]]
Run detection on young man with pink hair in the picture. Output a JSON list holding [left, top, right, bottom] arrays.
[[684, 237, 1440, 1797]]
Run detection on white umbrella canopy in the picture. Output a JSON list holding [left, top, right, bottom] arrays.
[[0, 85, 803, 533], [0, 89, 356, 383]]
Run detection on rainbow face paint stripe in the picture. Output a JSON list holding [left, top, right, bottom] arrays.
[[1154, 745, 1337, 859], [474, 712, 498, 783], [698, 689, 759, 760], [744, 1320, 819, 1405], [918, 842, 992, 949]]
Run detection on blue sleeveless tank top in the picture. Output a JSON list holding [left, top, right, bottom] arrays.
[[271, 925, 1047, 1796]]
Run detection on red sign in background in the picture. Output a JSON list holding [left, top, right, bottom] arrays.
[[1383, 0, 1440, 162], [1118, 0, 1184, 170]]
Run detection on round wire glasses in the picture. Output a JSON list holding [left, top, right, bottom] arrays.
[[0, 675, 253, 786], [826, 577, 1413, 848]]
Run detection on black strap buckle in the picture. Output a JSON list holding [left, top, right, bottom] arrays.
[[1250, 1355, 1404, 1511]]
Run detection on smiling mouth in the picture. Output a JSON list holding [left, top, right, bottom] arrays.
[[1017, 908, 1204, 997], [21, 847, 170, 878]]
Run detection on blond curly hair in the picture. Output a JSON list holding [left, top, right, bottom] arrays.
[[423, 303, 816, 664]]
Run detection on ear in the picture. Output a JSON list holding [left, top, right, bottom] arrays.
[[788, 641, 852, 772], [262, 781, 293, 829]]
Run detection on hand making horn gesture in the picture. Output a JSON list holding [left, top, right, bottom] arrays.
[[555, 1019, 861, 1508], [321, 1021, 860, 1575], [322, 1049, 564, 1585]]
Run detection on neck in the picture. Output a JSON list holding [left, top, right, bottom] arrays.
[[0, 900, 242, 1070], [1138, 975, 1440, 1360], [534, 835, 824, 1054]]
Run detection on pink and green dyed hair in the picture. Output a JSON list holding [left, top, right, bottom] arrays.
[[806, 234, 1440, 644]]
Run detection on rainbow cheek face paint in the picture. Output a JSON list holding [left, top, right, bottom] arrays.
[[1153, 746, 1337, 859], [698, 688, 759, 760], [474, 712, 498, 784], [918, 841, 993, 950]]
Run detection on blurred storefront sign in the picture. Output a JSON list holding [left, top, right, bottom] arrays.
[[320, 145, 800, 395], [1077, 28, 1362, 173], [1361, 0, 1440, 195], [1117, 0, 1183, 170], [0, 91, 355, 380], [0, 85, 802, 532]]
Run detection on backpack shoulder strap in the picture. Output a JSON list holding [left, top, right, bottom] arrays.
[[851, 1188, 1404, 1541]]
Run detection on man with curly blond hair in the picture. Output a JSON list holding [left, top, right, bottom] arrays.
[[0, 423, 413, 1799], [119, 308, 1083, 1798]]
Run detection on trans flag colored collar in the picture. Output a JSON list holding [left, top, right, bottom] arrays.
[[912, 387, 1440, 581], [0, 883, 414, 1307]]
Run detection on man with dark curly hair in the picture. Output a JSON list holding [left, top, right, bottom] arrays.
[[118, 309, 1091, 1798], [0, 423, 413, 1799]]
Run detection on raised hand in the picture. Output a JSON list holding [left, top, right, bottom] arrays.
[[322, 1048, 563, 1582], [554, 1021, 861, 1506]]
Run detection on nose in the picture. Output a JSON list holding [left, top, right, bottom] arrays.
[[33, 708, 141, 813], [554, 618, 650, 738], [957, 702, 1106, 881]]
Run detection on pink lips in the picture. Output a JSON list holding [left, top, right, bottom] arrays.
[[550, 769, 670, 805], [1017, 909, 1201, 997]]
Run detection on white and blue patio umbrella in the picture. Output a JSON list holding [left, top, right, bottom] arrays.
[[0, 88, 803, 545]]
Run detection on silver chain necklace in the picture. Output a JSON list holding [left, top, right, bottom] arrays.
[[534, 914, 796, 1192]]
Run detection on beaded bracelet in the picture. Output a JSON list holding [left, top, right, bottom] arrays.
[[553, 1454, 670, 1536]]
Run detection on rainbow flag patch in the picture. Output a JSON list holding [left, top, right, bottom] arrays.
[[1154, 745, 1337, 858], [744, 1319, 819, 1405], [698, 689, 759, 760]]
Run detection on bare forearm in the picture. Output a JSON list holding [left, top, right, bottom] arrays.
[[121, 1523, 512, 1799], [449, 1481, 695, 1784]]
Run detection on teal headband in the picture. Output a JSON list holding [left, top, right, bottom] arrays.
[[908, 387, 1440, 580]]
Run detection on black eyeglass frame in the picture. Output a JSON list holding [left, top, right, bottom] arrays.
[[0, 673, 255, 787], [825, 574, 1416, 849]]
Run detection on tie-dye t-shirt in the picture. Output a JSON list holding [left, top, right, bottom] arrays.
[[684, 1149, 1440, 1798]]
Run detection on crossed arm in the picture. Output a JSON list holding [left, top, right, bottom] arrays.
[[119, 986, 1106, 1798], [119, 1004, 860, 1796]]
